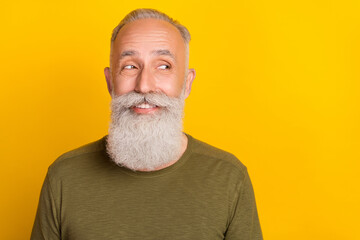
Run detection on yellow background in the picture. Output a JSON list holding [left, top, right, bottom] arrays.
[[1, 0, 359, 239]]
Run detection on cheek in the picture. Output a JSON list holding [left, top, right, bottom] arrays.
[[112, 75, 136, 95], [157, 75, 184, 97]]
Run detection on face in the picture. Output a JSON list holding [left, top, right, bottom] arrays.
[[104, 18, 195, 114]]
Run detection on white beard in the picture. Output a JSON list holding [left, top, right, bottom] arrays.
[[106, 91, 185, 171]]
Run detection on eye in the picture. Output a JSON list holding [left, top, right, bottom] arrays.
[[158, 64, 170, 70], [123, 65, 137, 70]]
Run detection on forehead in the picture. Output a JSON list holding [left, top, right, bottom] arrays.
[[112, 18, 185, 56]]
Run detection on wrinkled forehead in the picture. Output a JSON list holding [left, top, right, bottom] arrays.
[[112, 18, 186, 57]]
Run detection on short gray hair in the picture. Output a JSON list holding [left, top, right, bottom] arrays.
[[111, 8, 191, 46], [109, 9, 191, 68]]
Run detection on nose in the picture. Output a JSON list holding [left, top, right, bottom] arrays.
[[134, 67, 156, 94]]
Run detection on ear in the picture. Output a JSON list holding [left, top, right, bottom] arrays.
[[104, 67, 112, 95], [184, 68, 196, 99]]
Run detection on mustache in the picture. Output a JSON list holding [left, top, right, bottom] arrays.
[[111, 91, 184, 109]]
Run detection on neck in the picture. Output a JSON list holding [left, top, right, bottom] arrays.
[[137, 133, 188, 172]]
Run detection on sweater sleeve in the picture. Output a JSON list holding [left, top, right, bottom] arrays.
[[31, 173, 61, 240], [225, 170, 263, 240]]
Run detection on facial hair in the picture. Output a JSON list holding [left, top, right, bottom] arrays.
[[106, 91, 185, 171]]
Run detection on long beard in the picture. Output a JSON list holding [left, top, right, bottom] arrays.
[[106, 91, 185, 171]]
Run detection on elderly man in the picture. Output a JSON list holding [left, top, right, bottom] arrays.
[[31, 9, 263, 240]]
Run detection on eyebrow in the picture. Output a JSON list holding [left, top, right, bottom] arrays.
[[119, 49, 176, 62], [120, 50, 138, 60], [151, 49, 176, 61]]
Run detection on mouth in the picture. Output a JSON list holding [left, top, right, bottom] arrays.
[[131, 102, 159, 114]]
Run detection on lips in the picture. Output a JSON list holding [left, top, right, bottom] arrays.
[[132, 101, 159, 114], [135, 102, 156, 109]]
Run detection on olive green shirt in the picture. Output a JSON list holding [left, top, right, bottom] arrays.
[[31, 134, 262, 239]]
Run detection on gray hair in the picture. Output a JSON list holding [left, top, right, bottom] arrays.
[[109, 9, 191, 67]]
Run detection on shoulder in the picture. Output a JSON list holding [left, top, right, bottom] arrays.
[[47, 136, 108, 178], [187, 134, 248, 176], [55, 136, 106, 161]]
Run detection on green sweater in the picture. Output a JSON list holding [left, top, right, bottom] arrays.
[[31, 134, 262, 240]]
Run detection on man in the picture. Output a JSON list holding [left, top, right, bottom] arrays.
[[31, 8, 263, 240]]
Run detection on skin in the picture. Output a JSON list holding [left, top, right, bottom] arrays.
[[104, 18, 196, 171]]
